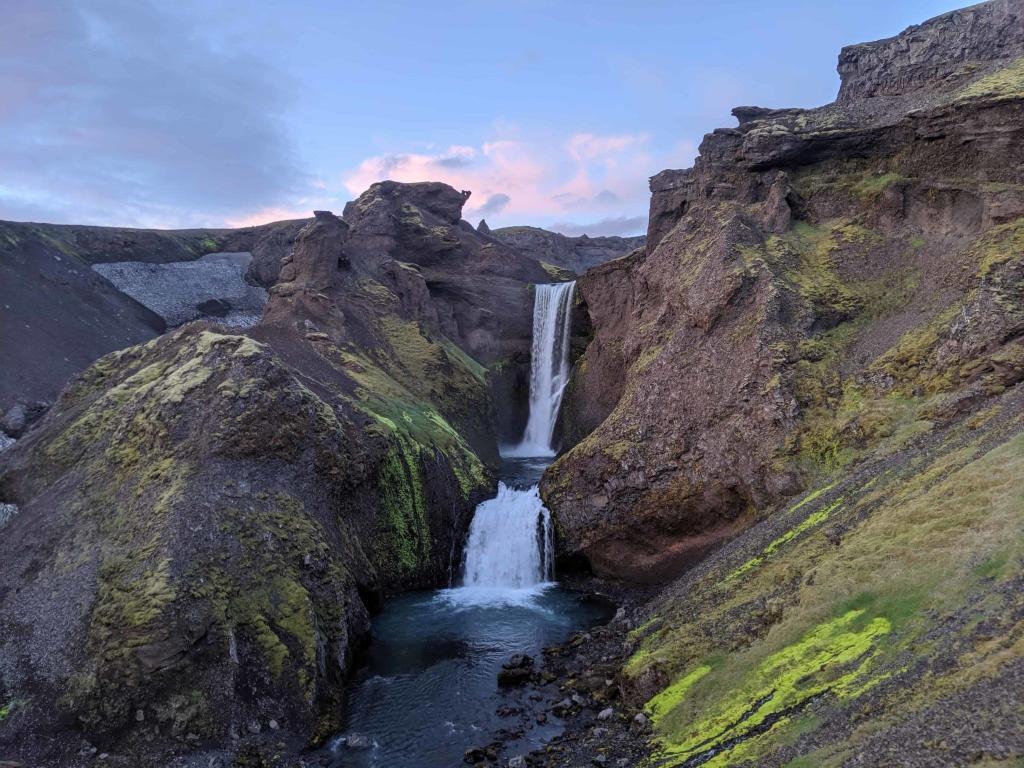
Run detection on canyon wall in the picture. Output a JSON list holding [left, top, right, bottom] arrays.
[[544, 0, 1024, 585], [0, 182, 545, 766]]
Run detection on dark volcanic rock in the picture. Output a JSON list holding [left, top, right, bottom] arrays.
[[498, 654, 535, 686], [544, 0, 1024, 583], [0, 327, 374, 765], [0, 181, 556, 766]]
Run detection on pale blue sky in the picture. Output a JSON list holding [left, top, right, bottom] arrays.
[[1, 0, 968, 233]]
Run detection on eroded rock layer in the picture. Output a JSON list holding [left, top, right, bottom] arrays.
[[0, 182, 546, 765], [544, 0, 1024, 585]]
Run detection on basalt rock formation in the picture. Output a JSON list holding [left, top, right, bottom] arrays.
[[542, 1, 1024, 765], [0, 181, 546, 766], [545, 0, 1024, 584], [491, 224, 645, 275]]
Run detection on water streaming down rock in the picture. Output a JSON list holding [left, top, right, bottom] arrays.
[[512, 281, 576, 457], [461, 483, 553, 589], [456, 283, 575, 593]]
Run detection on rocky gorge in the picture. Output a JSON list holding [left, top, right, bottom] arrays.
[[0, 2, 1022, 767]]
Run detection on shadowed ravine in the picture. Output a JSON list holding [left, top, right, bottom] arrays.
[[329, 282, 607, 767]]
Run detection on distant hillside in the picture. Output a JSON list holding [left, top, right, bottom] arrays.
[[487, 223, 644, 274], [0, 218, 305, 415]]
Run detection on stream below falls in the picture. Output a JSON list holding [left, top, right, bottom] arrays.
[[330, 283, 598, 767], [328, 457, 612, 768]]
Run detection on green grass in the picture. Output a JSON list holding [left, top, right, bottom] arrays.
[[958, 57, 1024, 101], [637, 429, 1024, 767]]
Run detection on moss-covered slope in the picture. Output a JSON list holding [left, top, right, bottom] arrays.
[[545, 2, 1024, 765], [0, 185, 521, 765], [625, 387, 1024, 767]]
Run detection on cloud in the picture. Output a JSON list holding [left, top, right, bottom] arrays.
[[0, 0, 309, 227], [550, 216, 648, 237], [593, 189, 622, 206], [342, 130, 659, 229], [478, 193, 511, 215]]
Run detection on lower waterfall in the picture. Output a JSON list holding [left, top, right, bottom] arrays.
[[461, 483, 553, 589], [454, 280, 575, 595], [332, 281, 610, 767]]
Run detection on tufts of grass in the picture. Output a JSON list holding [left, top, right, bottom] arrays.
[[958, 57, 1024, 102]]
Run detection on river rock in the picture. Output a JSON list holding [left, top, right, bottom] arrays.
[[463, 745, 497, 763], [345, 734, 372, 750], [597, 707, 614, 721], [498, 654, 535, 686]]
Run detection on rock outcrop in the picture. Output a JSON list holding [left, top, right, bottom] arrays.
[[0, 181, 547, 765], [544, 0, 1024, 583], [491, 225, 645, 275], [333, 181, 554, 442], [539, 3, 1024, 767]]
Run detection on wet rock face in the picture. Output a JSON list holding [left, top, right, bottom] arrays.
[[545, 0, 1024, 583]]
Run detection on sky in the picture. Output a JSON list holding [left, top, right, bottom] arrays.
[[0, 0, 969, 235]]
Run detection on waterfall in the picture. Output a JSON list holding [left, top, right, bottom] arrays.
[[461, 483, 553, 589], [510, 281, 576, 457], [451, 281, 574, 599]]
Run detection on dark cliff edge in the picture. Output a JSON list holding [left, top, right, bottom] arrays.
[[0, 182, 549, 766], [545, 1, 1024, 765]]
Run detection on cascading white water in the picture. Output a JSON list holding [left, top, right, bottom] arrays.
[[452, 281, 574, 599], [508, 281, 576, 457], [461, 483, 553, 589]]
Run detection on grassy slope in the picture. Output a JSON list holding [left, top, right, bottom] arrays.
[[617, 54, 1024, 759], [620, 184, 1024, 763], [629, 404, 1023, 766]]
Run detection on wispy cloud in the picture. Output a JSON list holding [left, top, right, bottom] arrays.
[[0, 0, 308, 227], [341, 129, 664, 231], [550, 216, 648, 237]]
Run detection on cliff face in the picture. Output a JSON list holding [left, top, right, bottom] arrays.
[[490, 224, 645, 275], [545, 0, 1024, 583], [0, 182, 544, 765], [544, 1, 1024, 764]]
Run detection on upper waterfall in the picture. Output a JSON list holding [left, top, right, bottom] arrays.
[[509, 281, 576, 457]]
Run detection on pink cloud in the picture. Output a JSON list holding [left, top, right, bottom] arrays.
[[341, 131, 657, 228], [224, 206, 313, 227]]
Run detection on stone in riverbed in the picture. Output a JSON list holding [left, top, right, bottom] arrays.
[[498, 653, 534, 686], [464, 745, 497, 763], [597, 707, 614, 721], [345, 733, 372, 750]]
